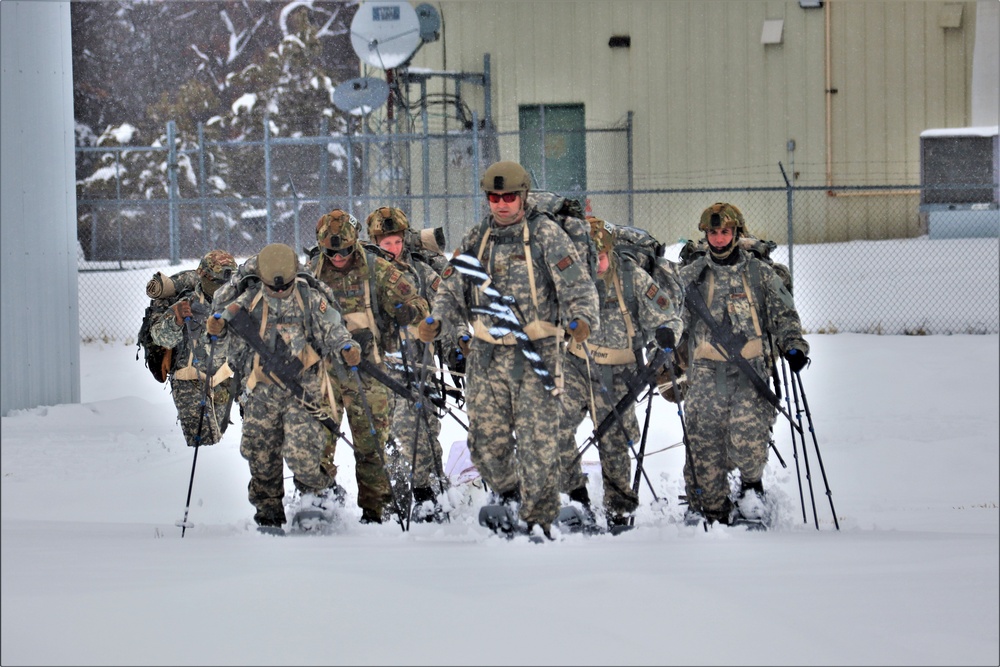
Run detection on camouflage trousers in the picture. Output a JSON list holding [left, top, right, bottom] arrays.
[[682, 359, 776, 515], [321, 366, 395, 515], [466, 344, 562, 526], [556, 356, 640, 517], [169, 376, 229, 447], [384, 364, 446, 493], [239, 381, 337, 518]]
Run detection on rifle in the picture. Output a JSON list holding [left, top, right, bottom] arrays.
[[684, 274, 803, 434], [223, 307, 354, 449]]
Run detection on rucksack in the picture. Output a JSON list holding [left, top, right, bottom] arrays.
[[679, 235, 793, 294], [137, 269, 199, 382], [611, 224, 685, 310], [525, 191, 599, 283]]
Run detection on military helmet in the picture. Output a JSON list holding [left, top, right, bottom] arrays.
[[586, 216, 615, 254], [197, 249, 237, 282], [366, 206, 410, 239], [698, 202, 746, 234], [480, 160, 531, 195], [257, 243, 298, 291], [316, 209, 359, 251]]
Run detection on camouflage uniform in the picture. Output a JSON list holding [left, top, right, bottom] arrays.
[[431, 207, 600, 528], [149, 250, 237, 448], [678, 247, 808, 521], [218, 271, 354, 527], [306, 214, 429, 520], [557, 249, 682, 521]]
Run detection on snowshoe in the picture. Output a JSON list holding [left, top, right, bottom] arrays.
[[256, 525, 286, 536], [553, 505, 605, 535], [729, 481, 771, 531], [289, 489, 341, 534], [478, 505, 552, 543], [607, 515, 634, 536]]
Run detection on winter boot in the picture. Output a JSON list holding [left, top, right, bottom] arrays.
[[254, 506, 287, 535], [733, 479, 769, 525], [607, 514, 634, 535], [359, 507, 384, 525], [568, 486, 598, 525], [411, 486, 446, 524]]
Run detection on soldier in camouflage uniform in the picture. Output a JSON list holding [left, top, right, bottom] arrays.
[[418, 161, 600, 539], [306, 209, 430, 524], [150, 250, 238, 448], [556, 218, 683, 532], [677, 203, 810, 526], [206, 244, 359, 530], [367, 206, 452, 523]]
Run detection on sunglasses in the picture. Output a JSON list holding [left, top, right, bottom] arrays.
[[324, 246, 355, 259], [486, 192, 519, 204]]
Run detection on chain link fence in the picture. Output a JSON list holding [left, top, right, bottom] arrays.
[[77, 119, 999, 343]]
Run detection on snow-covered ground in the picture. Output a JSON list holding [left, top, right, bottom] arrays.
[[2, 328, 997, 665]]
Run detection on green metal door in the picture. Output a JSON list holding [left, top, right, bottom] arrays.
[[519, 104, 586, 195]]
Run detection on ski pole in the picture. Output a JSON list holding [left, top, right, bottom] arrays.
[[628, 379, 656, 527], [177, 313, 216, 537], [788, 358, 819, 529], [663, 352, 708, 532], [793, 370, 839, 530], [780, 355, 807, 523]]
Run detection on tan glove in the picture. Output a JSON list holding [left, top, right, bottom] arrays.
[[417, 317, 441, 343], [206, 313, 225, 336], [172, 300, 193, 326], [458, 334, 471, 358], [341, 343, 362, 368], [568, 319, 590, 344]]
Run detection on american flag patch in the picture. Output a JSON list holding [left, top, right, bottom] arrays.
[[556, 256, 574, 271]]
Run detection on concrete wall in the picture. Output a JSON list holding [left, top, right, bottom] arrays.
[[1, 1, 80, 415]]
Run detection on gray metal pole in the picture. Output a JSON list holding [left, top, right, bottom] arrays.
[[627, 111, 634, 228], [198, 122, 208, 254], [421, 77, 430, 229], [264, 112, 273, 245], [167, 120, 180, 265]]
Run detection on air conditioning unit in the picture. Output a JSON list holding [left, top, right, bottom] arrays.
[[920, 126, 999, 239]]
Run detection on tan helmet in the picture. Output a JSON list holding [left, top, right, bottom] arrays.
[[586, 216, 615, 254], [480, 160, 531, 196], [316, 209, 359, 252], [257, 243, 298, 292], [197, 249, 236, 282], [366, 206, 410, 240], [698, 202, 746, 234]]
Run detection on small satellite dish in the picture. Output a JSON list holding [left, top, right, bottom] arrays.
[[332, 77, 390, 115], [350, 1, 422, 70], [416, 3, 441, 43]]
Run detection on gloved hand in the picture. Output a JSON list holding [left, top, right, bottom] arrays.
[[785, 348, 809, 373], [172, 300, 193, 325], [417, 317, 441, 343], [206, 313, 225, 336], [393, 302, 419, 326], [341, 343, 361, 368], [458, 334, 471, 358], [655, 326, 676, 351], [568, 319, 590, 344], [351, 329, 374, 358]]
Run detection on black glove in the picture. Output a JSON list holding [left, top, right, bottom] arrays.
[[351, 329, 374, 358], [655, 326, 676, 351], [784, 348, 809, 373]]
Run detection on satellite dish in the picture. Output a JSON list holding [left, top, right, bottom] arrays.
[[332, 77, 390, 115], [350, 1, 422, 70], [416, 3, 441, 43]]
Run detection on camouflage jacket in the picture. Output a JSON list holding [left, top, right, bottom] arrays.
[[149, 284, 228, 378], [217, 279, 354, 395], [678, 249, 808, 367], [305, 247, 429, 360], [432, 207, 600, 344], [572, 253, 682, 365]]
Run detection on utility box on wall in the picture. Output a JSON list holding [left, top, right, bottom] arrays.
[[920, 126, 999, 239]]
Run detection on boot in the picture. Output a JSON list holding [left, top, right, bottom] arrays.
[[498, 486, 521, 508], [568, 486, 598, 527], [411, 486, 445, 524], [359, 507, 384, 524], [735, 479, 768, 522]]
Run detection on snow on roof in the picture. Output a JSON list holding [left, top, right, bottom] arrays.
[[920, 126, 999, 138]]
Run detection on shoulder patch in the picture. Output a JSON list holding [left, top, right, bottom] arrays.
[[431, 276, 441, 291], [397, 281, 412, 296], [645, 284, 659, 300], [319, 299, 328, 313], [656, 296, 668, 309], [387, 269, 402, 284], [442, 266, 455, 279], [556, 256, 575, 272]]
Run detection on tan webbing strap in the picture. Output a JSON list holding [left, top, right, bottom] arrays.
[[741, 271, 764, 338], [360, 275, 382, 364], [568, 341, 636, 365], [692, 338, 763, 362], [472, 319, 561, 345], [523, 222, 539, 311], [612, 269, 636, 341]]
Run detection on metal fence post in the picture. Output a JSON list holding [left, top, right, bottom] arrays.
[[198, 122, 208, 254], [627, 110, 634, 228], [421, 77, 430, 229], [779, 161, 794, 280], [320, 116, 329, 214], [167, 120, 180, 265], [264, 111, 273, 245], [472, 110, 481, 234]]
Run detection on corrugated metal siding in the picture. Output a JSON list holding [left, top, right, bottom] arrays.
[[412, 0, 978, 243], [1, 1, 80, 416]]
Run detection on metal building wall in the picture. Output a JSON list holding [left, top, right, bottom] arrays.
[[411, 0, 979, 244], [1, 1, 80, 416]]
